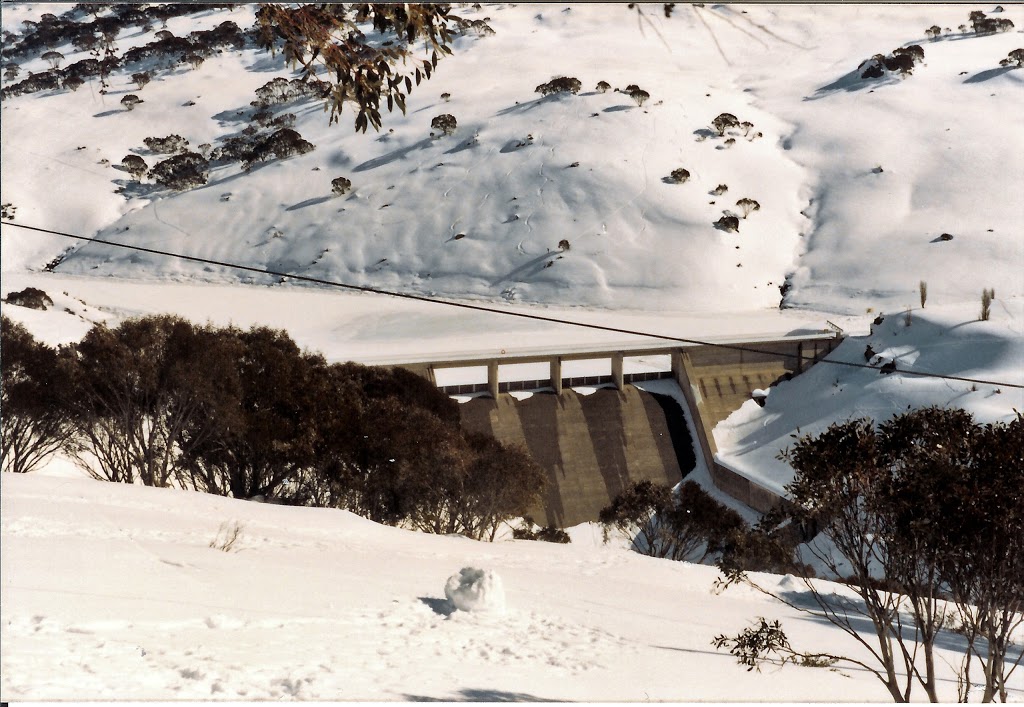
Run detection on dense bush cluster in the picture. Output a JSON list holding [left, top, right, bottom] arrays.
[[1, 6, 247, 99], [210, 127, 316, 171], [251, 76, 331, 108], [535, 76, 581, 96], [599, 479, 804, 573], [1, 316, 546, 541], [148, 151, 209, 190], [967, 10, 1014, 35], [859, 44, 925, 79], [143, 134, 189, 154], [1000, 48, 1024, 68]]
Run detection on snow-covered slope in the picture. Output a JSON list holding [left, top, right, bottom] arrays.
[[4, 469, 1021, 701], [3, 4, 1021, 314]]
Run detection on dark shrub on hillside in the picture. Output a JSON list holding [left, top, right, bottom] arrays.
[[121, 154, 148, 180], [122, 35, 196, 67], [715, 215, 740, 232], [120, 93, 143, 110], [189, 21, 245, 51], [1003, 48, 1024, 67], [4, 287, 53, 310], [595, 80, 611, 93], [893, 44, 924, 62], [628, 87, 650, 106], [2, 70, 61, 97], [243, 128, 315, 169], [62, 74, 85, 91], [514, 517, 572, 543], [251, 76, 329, 107], [668, 168, 690, 184], [712, 112, 739, 136], [331, 176, 352, 195], [600, 480, 744, 563], [535, 76, 581, 96], [430, 113, 457, 135], [149, 151, 209, 190], [143, 134, 189, 154]]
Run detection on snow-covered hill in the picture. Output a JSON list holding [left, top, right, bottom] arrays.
[[3, 4, 1021, 314]]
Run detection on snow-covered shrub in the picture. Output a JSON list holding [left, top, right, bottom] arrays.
[[595, 80, 611, 93], [711, 184, 729, 196], [535, 76, 581, 96], [143, 134, 189, 155], [149, 151, 209, 190], [121, 154, 148, 180], [444, 568, 506, 613], [4, 287, 53, 310], [251, 76, 329, 108], [131, 71, 150, 89], [120, 94, 142, 110], [712, 112, 740, 136], [1001, 48, 1024, 67], [430, 113, 457, 136], [668, 168, 691, 184], [244, 128, 315, 169], [715, 215, 740, 232]]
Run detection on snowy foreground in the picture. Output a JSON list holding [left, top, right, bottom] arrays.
[[4, 469, 1021, 702]]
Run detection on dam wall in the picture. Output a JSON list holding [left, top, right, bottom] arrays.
[[459, 386, 693, 528]]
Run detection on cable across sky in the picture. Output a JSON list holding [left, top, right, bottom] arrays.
[[4, 221, 1022, 390]]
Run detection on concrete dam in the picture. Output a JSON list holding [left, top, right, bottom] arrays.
[[395, 332, 842, 526], [460, 386, 694, 528]]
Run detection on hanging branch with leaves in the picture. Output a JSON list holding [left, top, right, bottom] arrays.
[[254, 4, 459, 133]]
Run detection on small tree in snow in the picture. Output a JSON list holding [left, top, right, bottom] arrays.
[[41, 50, 64, 69], [121, 154, 148, 180], [715, 214, 740, 232], [430, 113, 457, 136], [712, 112, 740, 136], [62, 75, 84, 92], [596, 80, 611, 93], [331, 176, 352, 195], [669, 168, 691, 184], [132, 71, 151, 89], [120, 94, 143, 111], [1001, 48, 1024, 67], [535, 76, 581, 96], [736, 198, 760, 218], [628, 87, 650, 106]]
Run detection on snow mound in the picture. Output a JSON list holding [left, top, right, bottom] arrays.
[[444, 567, 506, 614]]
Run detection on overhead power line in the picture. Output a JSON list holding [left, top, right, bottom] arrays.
[[4, 221, 1022, 390]]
